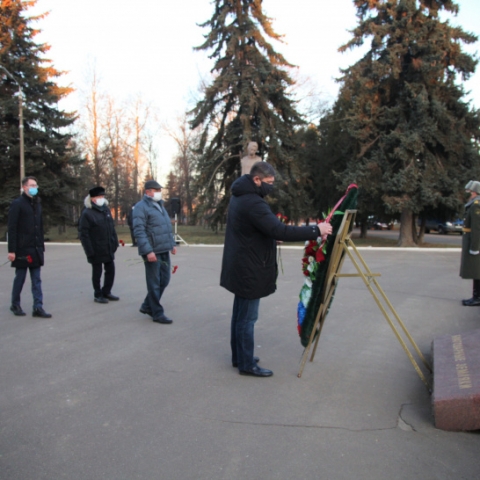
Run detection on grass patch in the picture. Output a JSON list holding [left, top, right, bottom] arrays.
[[176, 225, 225, 244], [29, 225, 226, 245]]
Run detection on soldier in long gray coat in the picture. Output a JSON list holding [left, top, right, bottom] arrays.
[[460, 180, 480, 306]]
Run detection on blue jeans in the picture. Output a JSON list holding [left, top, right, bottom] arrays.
[[141, 253, 171, 320], [230, 296, 260, 371], [11, 267, 43, 309]]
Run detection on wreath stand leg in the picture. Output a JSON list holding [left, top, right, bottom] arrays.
[[297, 210, 432, 391]]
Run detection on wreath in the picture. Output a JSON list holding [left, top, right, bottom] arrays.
[[297, 185, 358, 347]]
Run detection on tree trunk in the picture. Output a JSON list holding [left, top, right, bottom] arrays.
[[114, 161, 119, 222], [359, 221, 368, 239], [397, 208, 417, 247], [411, 213, 420, 245]]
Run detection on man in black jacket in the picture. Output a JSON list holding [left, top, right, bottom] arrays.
[[8, 176, 52, 318], [221, 162, 332, 377], [79, 186, 119, 304]]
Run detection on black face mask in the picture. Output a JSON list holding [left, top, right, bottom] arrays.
[[259, 181, 274, 197]]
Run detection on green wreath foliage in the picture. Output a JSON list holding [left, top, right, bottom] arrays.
[[300, 188, 358, 347]]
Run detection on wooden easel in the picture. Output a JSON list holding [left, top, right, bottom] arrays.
[[297, 210, 432, 389]]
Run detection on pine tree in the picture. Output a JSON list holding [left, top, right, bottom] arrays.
[[0, 0, 80, 225], [191, 0, 305, 227], [337, 0, 480, 246], [292, 124, 333, 223], [315, 102, 394, 238]]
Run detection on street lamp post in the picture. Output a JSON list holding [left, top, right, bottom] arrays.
[[0, 64, 25, 188]]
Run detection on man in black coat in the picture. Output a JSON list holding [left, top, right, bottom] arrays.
[[79, 186, 119, 304], [220, 162, 332, 377], [7, 176, 52, 318]]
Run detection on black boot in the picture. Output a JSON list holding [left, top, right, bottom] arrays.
[[32, 307, 52, 318], [462, 280, 480, 306]]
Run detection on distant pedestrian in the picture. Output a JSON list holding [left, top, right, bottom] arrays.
[[127, 204, 137, 246], [133, 180, 176, 324], [220, 162, 332, 377], [7, 176, 52, 318], [460, 180, 480, 306], [79, 186, 119, 304]]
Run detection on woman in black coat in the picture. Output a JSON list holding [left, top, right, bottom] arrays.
[[79, 187, 119, 303]]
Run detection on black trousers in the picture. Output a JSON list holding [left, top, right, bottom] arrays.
[[473, 279, 480, 298], [92, 261, 115, 298], [129, 227, 136, 245]]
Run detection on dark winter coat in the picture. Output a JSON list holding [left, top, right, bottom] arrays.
[[127, 208, 134, 229], [79, 196, 118, 264], [460, 197, 480, 279], [220, 175, 320, 299], [133, 195, 175, 256], [8, 193, 45, 269]]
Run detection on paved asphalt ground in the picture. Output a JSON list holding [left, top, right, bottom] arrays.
[[1, 243, 479, 480]]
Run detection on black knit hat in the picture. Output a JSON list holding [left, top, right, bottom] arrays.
[[89, 186, 106, 197]]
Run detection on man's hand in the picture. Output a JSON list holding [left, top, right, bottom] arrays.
[[171, 246, 177, 255], [318, 222, 333, 237], [7, 252, 15, 262], [146, 252, 157, 262]]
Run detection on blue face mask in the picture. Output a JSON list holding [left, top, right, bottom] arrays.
[[28, 187, 38, 196]]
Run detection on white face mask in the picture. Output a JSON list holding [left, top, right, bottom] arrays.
[[153, 192, 162, 202], [95, 198, 106, 207]]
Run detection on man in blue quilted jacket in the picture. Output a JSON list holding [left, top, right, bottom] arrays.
[[133, 180, 177, 324]]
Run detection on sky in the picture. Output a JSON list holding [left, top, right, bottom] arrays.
[[30, 0, 480, 182]]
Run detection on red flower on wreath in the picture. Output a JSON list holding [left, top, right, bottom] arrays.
[[315, 249, 325, 263], [304, 240, 317, 257]]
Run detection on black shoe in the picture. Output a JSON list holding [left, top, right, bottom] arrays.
[[462, 297, 480, 306], [233, 356, 260, 368], [239, 365, 273, 377], [152, 315, 173, 324], [139, 307, 153, 317], [32, 307, 52, 318], [10, 305, 26, 316], [94, 296, 109, 304], [104, 293, 120, 301]]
